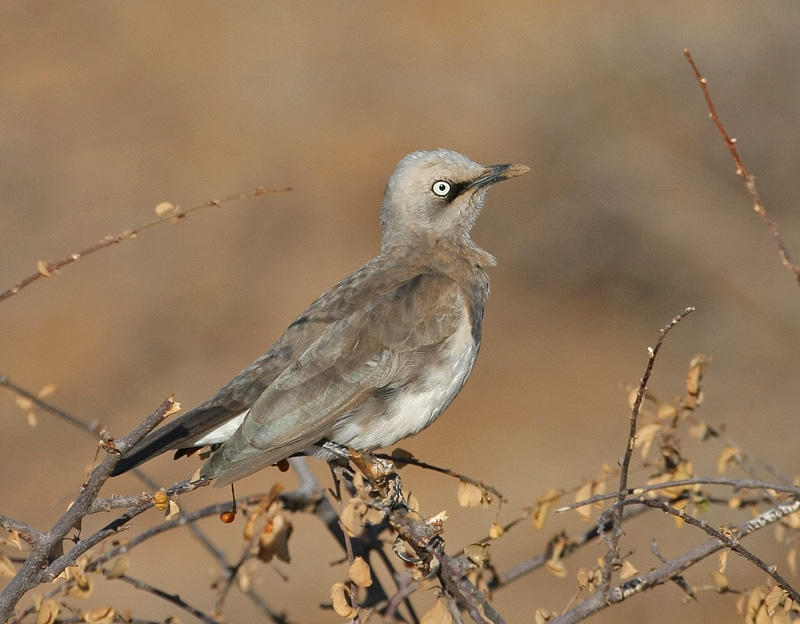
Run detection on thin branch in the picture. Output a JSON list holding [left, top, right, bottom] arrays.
[[600, 307, 694, 589], [0, 186, 291, 303], [630, 497, 800, 602], [376, 452, 506, 503], [113, 574, 225, 624], [684, 49, 800, 287], [557, 476, 800, 512], [549, 496, 800, 624]]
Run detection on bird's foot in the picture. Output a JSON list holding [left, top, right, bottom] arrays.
[[349, 449, 405, 507]]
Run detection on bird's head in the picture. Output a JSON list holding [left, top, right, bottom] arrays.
[[380, 148, 529, 252]]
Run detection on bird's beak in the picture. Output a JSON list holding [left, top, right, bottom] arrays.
[[468, 163, 530, 191]]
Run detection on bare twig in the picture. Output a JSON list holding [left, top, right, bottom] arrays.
[[0, 397, 177, 622], [557, 476, 800, 512], [684, 49, 800, 287], [376, 451, 506, 503], [550, 496, 800, 624], [600, 307, 694, 590], [0, 186, 291, 303], [114, 574, 225, 624]]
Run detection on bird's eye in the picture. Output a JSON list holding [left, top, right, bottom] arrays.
[[431, 180, 451, 197]]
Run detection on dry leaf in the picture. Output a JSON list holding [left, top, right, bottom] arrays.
[[456, 481, 484, 508], [420, 596, 455, 624], [0, 554, 16, 578], [238, 568, 251, 593], [257, 513, 292, 563], [532, 488, 562, 530], [534, 608, 555, 623], [710, 571, 729, 592], [765, 587, 787, 616], [37, 260, 51, 277], [619, 560, 638, 581], [489, 523, 504, 539], [106, 556, 129, 579], [348, 556, 372, 588], [719, 548, 730, 573], [574, 480, 593, 522], [83, 606, 116, 624], [35, 599, 59, 624], [155, 202, 176, 218], [717, 447, 739, 475], [464, 543, 490, 568], [330, 582, 357, 619], [66, 572, 93, 599], [165, 499, 180, 520], [340, 498, 367, 537], [9, 530, 23, 551], [635, 422, 662, 460]]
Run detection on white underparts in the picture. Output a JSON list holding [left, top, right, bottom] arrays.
[[193, 411, 248, 446]]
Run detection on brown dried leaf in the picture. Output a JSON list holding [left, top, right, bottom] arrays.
[[83, 606, 116, 624], [717, 447, 739, 475], [340, 498, 366, 537], [155, 202, 176, 218], [533, 488, 562, 530], [635, 422, 662, 460], [420, 597, 455, 624], [719, 548, 730, 573], [489, 522, 504, 539], [689, 422, 709, 441], [0, 554, 17, 578], [710, 571, 729, 592], [9, 530, 23, 550], [35, 599, 60, 624], [165, 499, 180, 520], [15, 396, 34, 411], [456, 481, 483, 508], [238, 568, 251, 593], [106, 556, 129, 580], [574, 480, 593, 522], [257, 513, 292, 563], [745, 587, 767, 624], [330, 582, 357, 619], [534, 608, 555, 623], [619, 560, 638, 581], [464, 543, 490, 568], [37, 260, 51, 277], [765, 587, 787, 616], [348, 556, 372, 588], [38, 384, 57, 398], [66, 572, 93, 599]]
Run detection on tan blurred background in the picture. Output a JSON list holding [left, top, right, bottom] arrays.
[[2, 2, 800, 622]]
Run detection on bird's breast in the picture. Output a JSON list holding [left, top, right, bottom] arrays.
[[331, 310, 480, 450]]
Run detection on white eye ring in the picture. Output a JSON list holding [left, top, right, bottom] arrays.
[[431, 180, 451, 197]]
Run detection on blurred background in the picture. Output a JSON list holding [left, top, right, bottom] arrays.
[[2, 2, 800, 622]]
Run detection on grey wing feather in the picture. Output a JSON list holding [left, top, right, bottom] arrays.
[[201, 271, 465, 485]]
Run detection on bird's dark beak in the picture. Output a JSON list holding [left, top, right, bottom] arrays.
[[468, 163, 530, 191]]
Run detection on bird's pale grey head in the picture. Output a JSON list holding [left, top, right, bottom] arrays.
[[380, 148, 529, 252]]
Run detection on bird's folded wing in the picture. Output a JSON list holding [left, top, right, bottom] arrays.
[[201, 271, 465, 484]]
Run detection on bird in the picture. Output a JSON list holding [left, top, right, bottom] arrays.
[[111, 149, 529, 486]]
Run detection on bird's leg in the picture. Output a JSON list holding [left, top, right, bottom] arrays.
[[349, 449, 404, 508]]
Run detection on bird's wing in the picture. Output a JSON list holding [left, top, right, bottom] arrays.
[[201, 271, 466, 485]]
